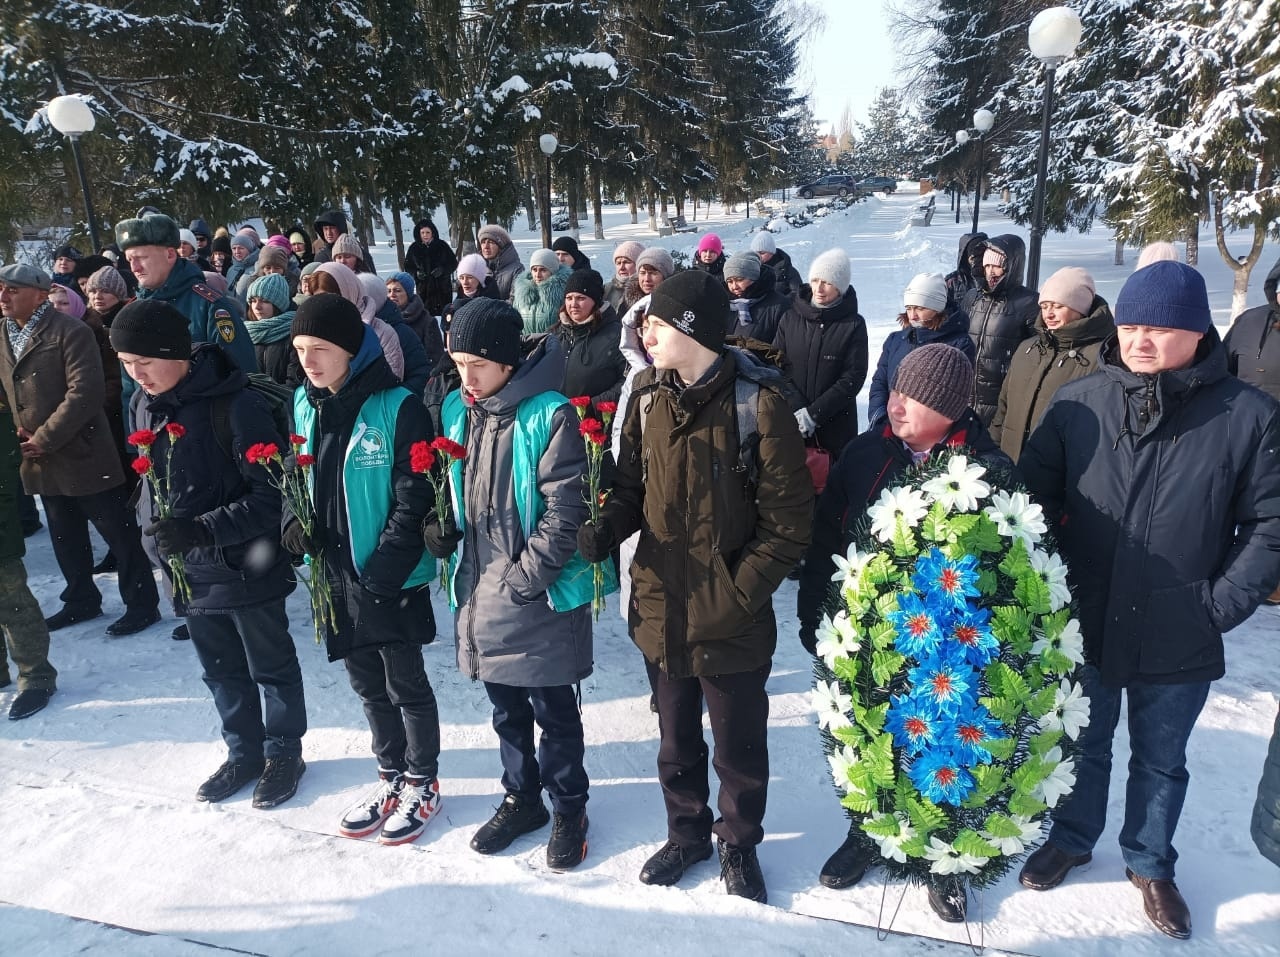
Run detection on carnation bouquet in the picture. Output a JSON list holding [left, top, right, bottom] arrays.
[[129, 425, 192, 604], [810, 450, 1090, 891], [570, 396, 617, 619], [410, 436, 467, 590]]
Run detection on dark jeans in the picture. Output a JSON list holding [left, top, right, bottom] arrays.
[[18, 492, 39, 530], [42, 484, 158, 613], [344, 643, 441, 780], [483, 681, 588, 815], [1048, 665, 1211, 880], [647, 660, 771, 848], [186, 600, 306, 763]]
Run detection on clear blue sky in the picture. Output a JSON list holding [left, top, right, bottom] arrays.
[[799, 1, 895, 132]]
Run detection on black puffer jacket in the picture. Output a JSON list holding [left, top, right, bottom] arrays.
[[548, 304, 627, 412], [728, 266, 790, 344], [1020, 328, 1280, 687], [945, 232, 988, 307], [131, 344, 294, 615], [798, 412, 1010, 641], [403, 219, 458, 316], [773, 284, 869, 455], [1253, 702, 1280, 868], [767, 248, 803, 300], [962, 234, 1039, 424], [399, 295, 445, 367], [1224, 256, 1280, 403], [295, 333, 436, 662]]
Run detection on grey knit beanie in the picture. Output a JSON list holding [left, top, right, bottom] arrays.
[[724, 252, 762, 283], [892, 344, 973, 423]]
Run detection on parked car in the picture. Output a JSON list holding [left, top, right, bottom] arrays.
[[858, 176, 898, 194], [796, 174, 859, 200]]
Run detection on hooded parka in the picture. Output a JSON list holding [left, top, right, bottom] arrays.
[[962, 234, 1040, 424], [402, 219, 458, 317]]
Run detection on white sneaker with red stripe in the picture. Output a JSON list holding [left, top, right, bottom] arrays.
[[378, 776, 443, 846], [338, 768, 404, 838]]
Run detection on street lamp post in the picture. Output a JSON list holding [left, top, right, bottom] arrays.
[[538, 133, 558, 249], [1026, 7, 1083, 291], [46, 94, 101, 253], [955, 108, 996, 235]]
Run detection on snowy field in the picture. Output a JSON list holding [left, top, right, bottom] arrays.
[[2, 190, 1278, 956]]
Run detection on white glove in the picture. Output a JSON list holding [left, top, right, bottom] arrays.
[[795, 408, 817, 437]]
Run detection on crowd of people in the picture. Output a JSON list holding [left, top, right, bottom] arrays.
[[1, 207, 1278, 939]]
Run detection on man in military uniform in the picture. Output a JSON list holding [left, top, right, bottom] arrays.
[[116, 213, 254, 378]]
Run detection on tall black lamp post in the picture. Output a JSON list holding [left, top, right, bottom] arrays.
[[539, 133, 558, 249], [47, 94, 102, 252], [955, 109, 996, 234], [1026, 7, 1083, 291]]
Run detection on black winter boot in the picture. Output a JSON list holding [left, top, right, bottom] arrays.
[[718, 840, 768, 903], [639, 839, 713, 886], [546, 810, 589, 870], [196, 759, 265, 803], [470, 793, 550, 855], [819, 831, 876, 888], [252, 756, 306, 809]]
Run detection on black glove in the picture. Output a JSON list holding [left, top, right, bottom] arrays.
[[576, 520, 617, 564], [145, 518, 213, 558], [799, 623, 818, 658], [422, 513, 463, 560], [281, 519, 321, 559]]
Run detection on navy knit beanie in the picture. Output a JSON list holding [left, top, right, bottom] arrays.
[[1115, 261, 1211, 334]]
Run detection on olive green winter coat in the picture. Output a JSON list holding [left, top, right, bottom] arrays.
[[989, 295, 1115, 462], [601, 351, 812, 679]]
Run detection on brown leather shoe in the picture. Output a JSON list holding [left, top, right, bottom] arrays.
[[1127, 868, 1192, 939], [1018, 842, 1092, 890]]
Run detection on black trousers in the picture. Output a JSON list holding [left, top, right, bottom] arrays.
[[187, 600, 306, 763], [647, 660, 771, 849], [343, 642, 441, 780], [483, 681, 588, 815], [42, 483, 159, 613]]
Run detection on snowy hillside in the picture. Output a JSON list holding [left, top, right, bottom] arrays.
[[3, 191, 1278, 956]]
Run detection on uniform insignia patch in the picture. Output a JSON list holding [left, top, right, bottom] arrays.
[[214, 312, 236, 342]]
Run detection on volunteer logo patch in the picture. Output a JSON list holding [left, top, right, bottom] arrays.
[[352, 425, 391, 469]]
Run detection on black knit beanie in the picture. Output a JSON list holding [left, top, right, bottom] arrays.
[[450, 298, 524, 367], [892, 343, 973, 422], [290, 293, 365, 356], [564, 268, 605, 306], [109, 299, 193, 358], [646, 269, 730, 353]]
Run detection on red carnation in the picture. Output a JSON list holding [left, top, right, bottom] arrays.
[[430, 437, 466, 460], [596, 401, 618, 416], [165, 422, 186, 439], [128, 429, 157, 448], [132, 456, 152, 476], [245, 443, 264, 465], [258, 442, 280, 461], [579, 418, 603, 436], [289, 433, 307, 447], [410, 441, 435, 473], [587, 431, 607, 446], [569, 395, 592, 410], [296, 454, 315, 467]]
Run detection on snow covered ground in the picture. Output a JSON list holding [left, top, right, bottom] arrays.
[[3, 191, 1278, 956]]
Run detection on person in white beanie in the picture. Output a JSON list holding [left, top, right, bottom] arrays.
[[750, 231, 802, 300], [604, 240, 646, 314], [866, 272, 975, 428], [441, 252, 501, 335], [989, 266, 1115, 462]]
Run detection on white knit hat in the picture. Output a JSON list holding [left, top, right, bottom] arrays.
[[903, 273, 948, 313], [750, 231, 776, 255], [808, 248, 851, 291]]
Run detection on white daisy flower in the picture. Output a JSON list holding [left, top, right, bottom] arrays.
[[867, 485, 929, 543], [920, 455, 991, 512], [815, 611, 861, 668], [812, 679, 853, 730], [1038, 678, 1091, 739], [827, 744, 860, 794], [1035, 747, 1078, 808], [983, 490, 1048, 547], [981, 814, 1042, 856], [1032, 617, 1085, 667], [830, 543, 873, 591], [923, 835, 986, 875], [869, 813, 916, 863], [1029, 548, 1072, 611]]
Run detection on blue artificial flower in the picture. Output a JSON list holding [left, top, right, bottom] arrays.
[[885, 694, 942, 755], [913, 548, 980, 610], [908, 655, 975, 716], [888, 591, 946, 660], [908, 748, 976, 806], [945, 702, 1007, 765], [944, 605, 1000, 668]]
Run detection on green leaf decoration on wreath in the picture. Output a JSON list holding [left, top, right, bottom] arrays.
[[810, 451, 1092, 890]]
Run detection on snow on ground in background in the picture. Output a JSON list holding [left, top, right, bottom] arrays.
[[4, 191, 1278, 956]]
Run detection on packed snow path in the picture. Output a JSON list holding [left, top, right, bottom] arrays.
[[3, 192, 1277, 955]]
